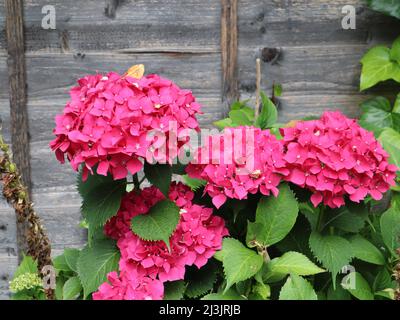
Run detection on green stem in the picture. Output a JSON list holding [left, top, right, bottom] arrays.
[[317, 206, 326, 232]]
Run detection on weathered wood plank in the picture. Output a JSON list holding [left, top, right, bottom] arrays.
[[22, 53, 221, 98], [237, 0, 400, 48], [1, 0, 399, 54], [0, 0, 221, 53], [238, 45, 398, 96], [221, 0, 239, 114]]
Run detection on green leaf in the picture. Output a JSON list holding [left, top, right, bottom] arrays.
[[81, 176, 126, 230], [62, 276, 82, 300], [380, 206, 400, 255], [327, 284, 351, 300], [273, 83, 283, 97], [144, 163, 172, 197], [246, 183, 298, 247], [55, 277, 66, 300], [131, 200, 180, 250], [214, 118, 233, 130], [342, 272, 374, 300], [373, 267, 396, 292], [359, 96, 400, 136], [220, 238, 263, 292], [391, 37, 400, 64], [330, 209, 366, 233], [375, 288, 395, 300], [349, 235, 385, 265], [360, 46, 400, 91], [251, 282, 270, 300], [366, 0, 400, 19], [309, 232, 353, 285], [53, 254, 71, 273], [255, 92, 278, 129], [64, 248, 80, 273], [185, 262, 218, 298], [229, 109, 253, 126], [299, 202, 319, 230], [393, 93, 400, 113], [13, 255, 38, 278], [264, 251, 325, 283], [202, 288, 246, 300], [379, 128, 400, 169], [182, 174, 206, 191], [163, 281, 186, 300], [77, 239, 120, 298], [279, 274, 318, 300]]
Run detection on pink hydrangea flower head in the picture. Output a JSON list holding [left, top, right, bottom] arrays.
[[186, 126, 288, 208], [280, 111, 398, 208], [92, 271, 164, 300], [50, 72, 202, 180], [104, 183, 228, 288]]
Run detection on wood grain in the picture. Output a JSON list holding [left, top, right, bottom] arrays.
[[221, 0, 239, 115]]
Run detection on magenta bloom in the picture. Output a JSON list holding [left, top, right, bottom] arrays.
[[186, 126, 288, 208], [50, 72, 201, 180], [92, 271, 164, 300], [97, 182, 228, 300], [281, 111, 398, 208]]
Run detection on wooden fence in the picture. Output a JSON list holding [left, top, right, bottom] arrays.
[[0, 0, 399, 298]]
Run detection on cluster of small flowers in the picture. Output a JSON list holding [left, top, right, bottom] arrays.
[[280, 111, 397, 208], [186, 126, 289, 208], [50, 72, 201, 181], [93, 182, 228, 300], [186, 112, 397, 209]]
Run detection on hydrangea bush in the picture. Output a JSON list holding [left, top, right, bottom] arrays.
[[10, 64, 400, 301]]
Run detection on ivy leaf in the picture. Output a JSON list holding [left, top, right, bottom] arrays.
[[64, 248, 80, 273], [202, 288, 246, 300], [246, 183, 298, 247], [182, 174, 206, 191], [131, 200, 180, 250], [163, 281, 186, 300], [77, 239, 120, 298], [81, 176, 126, 230], [360, 46, 400, 91], [279, 274, 318, 300], [366, 0, 400, 19], [380, 206, 400, 255], [359, 96, 400, 136], [264, 251, 325, 283], [255, 92, 278, 129], [62, 276, 82, 300], [220, 238, 263, 292], [342, 272, 374, 300], [185, 262, 218, 298], [379, 128, 400, 169], [349, 235, 385, 265], [144, 163, 172, 197], [309, 232, 353, 286]]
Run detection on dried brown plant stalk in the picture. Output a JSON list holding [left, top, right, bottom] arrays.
[[0, 134, 54, 299]]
